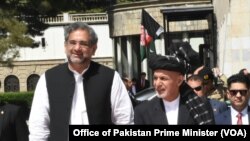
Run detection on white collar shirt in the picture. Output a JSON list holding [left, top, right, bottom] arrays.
[[69, 68, 88, 124], [163, 95, 180, 125], [230, 106, 249, 125]]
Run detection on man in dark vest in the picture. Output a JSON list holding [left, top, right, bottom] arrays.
[[28, 22, 134, 141]]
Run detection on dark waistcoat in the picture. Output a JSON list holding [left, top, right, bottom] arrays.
[[45, 61, 114, 141]]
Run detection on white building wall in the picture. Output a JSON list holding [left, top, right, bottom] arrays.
[[18, 26, 65, 61], [214, 0, 250, 77], [17, 24, 113, 61], [91, 24, 113, 58]]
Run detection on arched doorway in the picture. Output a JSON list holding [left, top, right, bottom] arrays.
[[4, 75, 20, 92]]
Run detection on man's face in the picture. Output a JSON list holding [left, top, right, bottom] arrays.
[[228, 82, 250, 111], [126, 79, 133, 89], [187, 79, 204, 97], [153, 69, 184, 101], [64, 29, 97, 65]]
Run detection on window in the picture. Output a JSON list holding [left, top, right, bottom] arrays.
[[27, 74, 40, 91]]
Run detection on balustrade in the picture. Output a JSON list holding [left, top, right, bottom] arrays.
[[40, 13, 108, 25]]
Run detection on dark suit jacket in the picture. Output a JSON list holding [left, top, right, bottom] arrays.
[[134, 96, 196, 125], [215, 106, 250, 125], [209, 99, 228, 116], [0, 104, 29, 141], [137, 79, 150, 92]]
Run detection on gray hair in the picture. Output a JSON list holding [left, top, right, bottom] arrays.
[[64, 22, 98, 45]]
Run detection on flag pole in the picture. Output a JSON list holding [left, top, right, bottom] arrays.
[[146, 41, 152, 86], [143, 23, 150, 81], [143, 11, 151, 83]]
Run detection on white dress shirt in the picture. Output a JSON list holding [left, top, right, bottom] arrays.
[[29, 67, 134, 141], [163, 95, 180, 125], [131, 85, 137, 95], [70, 70, 89, 124], [230, 106, 249, 125]]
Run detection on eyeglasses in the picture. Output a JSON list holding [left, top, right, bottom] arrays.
[[229, 89, 248, 96], [67, 40, 91, 48], [193, 86, 202, 91]]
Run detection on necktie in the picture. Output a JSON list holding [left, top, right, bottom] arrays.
[[236, 113, 242, 125]]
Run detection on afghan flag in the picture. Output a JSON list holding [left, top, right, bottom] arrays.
[[140, 9, 164, 61]]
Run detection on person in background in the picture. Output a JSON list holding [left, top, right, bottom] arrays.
[[187, 74, 228, 117], [238, 68, 250, 106], [28, 22, 134, 141], [122, 77, 141, 108], [137, 72, 150, 92], [131, 78, 138, 95], [215, 74, 250, 125], [212, 67, 228, 87], [195, 66, 226, 102], [134, 54, 214, 125], [212, 67, 229, 104], [0, 103, 29, 141]]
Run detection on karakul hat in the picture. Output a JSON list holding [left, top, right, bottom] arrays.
[[149, 54, 186, 75]]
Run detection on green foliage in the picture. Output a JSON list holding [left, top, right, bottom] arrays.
[[41, 0, 111, 13], [0, 92, 34, 108], [117, 0, 130, 3], [0, 92, 34, 119], [86, 8, 105, 13], [0, 0, 50, 64], [0, 14, 33, 63], [117, 0, 143, 3]]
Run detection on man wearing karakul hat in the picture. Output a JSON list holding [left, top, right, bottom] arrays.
[[134, 54, 215, 125]]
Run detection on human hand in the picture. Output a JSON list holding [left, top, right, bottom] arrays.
[[194, 65, 204, 74], [212, 67, 222, 77]]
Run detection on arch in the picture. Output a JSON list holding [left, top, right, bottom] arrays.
[[27, 74, 40, 91], [4, 75, 20, 92]]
